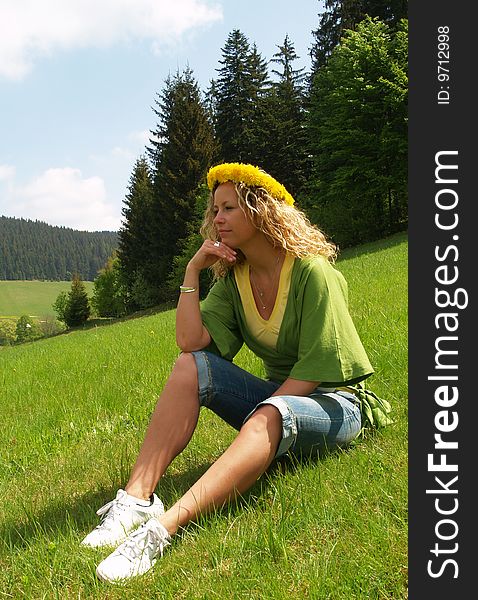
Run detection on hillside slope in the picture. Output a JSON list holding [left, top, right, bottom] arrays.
[[0, 233, 408, 599]]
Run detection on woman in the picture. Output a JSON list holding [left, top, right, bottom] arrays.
[[83, 163, 376, 583]]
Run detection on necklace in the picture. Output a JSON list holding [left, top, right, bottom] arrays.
[[250, 253, 282, 311]]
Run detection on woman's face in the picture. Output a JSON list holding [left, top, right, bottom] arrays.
[[212, 182, 259, 249]]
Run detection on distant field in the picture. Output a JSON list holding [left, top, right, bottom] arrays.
[[0, 280, 94, 319]]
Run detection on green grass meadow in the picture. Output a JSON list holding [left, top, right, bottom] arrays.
[[0, 280, 94, 319], [0, 233, 408, 599]]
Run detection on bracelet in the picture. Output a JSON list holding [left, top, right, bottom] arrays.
[[179, 285, 198, 293]]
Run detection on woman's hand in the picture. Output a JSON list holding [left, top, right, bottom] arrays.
[[176, 239, 235, 352], [188, 240, 237, 272]]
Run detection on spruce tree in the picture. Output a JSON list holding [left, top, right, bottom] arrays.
[[147, 67, 215, 302], [214, 30, 269, 163], [214, 30, 251, 161], [246, 43, 272, 166], [204, 79, 221, 164], [64, 274, 91, 327], [117, 156, 154, 309], [260, 35, 309, 198], [167, 185, 213, 299]]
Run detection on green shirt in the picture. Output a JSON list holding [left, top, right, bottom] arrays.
[[200, 255, 374, 387]]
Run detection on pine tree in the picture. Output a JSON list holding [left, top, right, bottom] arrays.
[[246, 43, 272, 164], [117, 156, 154, 309], [204, 79, 221, 164], [214, 30, 269, 163], [64, 274, 91, 327], [146, 67, 215, 302], [260, 35, 310, 198]]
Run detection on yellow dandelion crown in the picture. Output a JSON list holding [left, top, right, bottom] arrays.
[[206, 162, 295, 206]]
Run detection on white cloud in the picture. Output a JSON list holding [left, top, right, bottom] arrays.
[[1, 167, 121, 231], [128, 129, 154, 145], [0, 164, 16, 181], [90, 130, 160, 169], [0, 0, 223, 80], [111, 146, 136, 161]]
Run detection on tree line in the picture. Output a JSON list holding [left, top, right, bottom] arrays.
[[0, 216, 118, 281], [102, 2, 407, 318]]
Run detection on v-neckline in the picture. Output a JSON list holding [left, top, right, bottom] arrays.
[[248, 258, 285, 323]]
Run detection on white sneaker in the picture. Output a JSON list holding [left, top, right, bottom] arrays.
[[81, 489, 165, 548], [96, 518, 171, 583]]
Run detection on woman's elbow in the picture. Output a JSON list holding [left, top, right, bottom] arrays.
[[176, 334, 193, 353], [176, 331, 210, 353], [177, 340, 199, 353]]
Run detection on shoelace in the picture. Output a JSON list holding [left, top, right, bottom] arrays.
[[119, 521, 170, 562], [96, 493, 130, 529]]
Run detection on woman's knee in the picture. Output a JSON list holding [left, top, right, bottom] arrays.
[[169, 352, 198, 390], [174, 351, 197, 369], [239, 405, 283, 457], [241, 404, 282, 437], [154, 352, 200, 414]]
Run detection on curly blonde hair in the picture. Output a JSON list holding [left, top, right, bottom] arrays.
[[200, 182, 337, 279]]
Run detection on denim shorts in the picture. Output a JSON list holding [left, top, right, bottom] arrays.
[[191, 351, 362, 458]]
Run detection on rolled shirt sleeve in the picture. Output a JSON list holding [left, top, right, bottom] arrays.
[[200, 276, 243, 360]]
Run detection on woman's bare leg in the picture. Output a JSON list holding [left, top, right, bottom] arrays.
[[125, 352, 200, 501], [158, 404, 282, 535]]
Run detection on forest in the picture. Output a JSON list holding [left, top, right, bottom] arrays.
[[0, 216, 117, 281]]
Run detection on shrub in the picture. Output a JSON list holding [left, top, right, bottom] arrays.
[[38, 316, 66, 338], [53, 291, 69, 323], [15, 315, 41, 343], [0, 319, 16, 346], [92, 256, 126, 318]]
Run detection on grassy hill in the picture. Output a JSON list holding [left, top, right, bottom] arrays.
[[0, 280, 94, 319], [0, 233, 408, 599]]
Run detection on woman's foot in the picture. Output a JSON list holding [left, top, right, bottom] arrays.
[[96, 518, 171, 582], [81, 489, 165, 548]]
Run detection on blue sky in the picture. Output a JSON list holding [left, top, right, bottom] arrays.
[[0, 0, 324, 232]]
